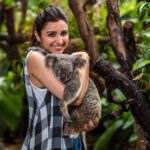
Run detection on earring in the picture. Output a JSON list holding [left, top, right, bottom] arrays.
[[36, 37, 41, 42], [34, 31, 41, 42]]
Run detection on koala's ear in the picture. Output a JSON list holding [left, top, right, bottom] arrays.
[[72, 56, 86, 69], [45, 54, 58, 68]]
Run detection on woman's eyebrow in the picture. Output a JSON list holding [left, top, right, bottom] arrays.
[[46, 29, 68, 34], [62, 30, 68, 32], [46, 31, 56, 33]]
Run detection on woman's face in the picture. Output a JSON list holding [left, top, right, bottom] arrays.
[[37, 20, 69, 54]]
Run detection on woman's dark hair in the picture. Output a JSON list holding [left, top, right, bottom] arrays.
[[31, 5, 68, 46]]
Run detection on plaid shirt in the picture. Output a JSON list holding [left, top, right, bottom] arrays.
[[21, 47, 73, 150]]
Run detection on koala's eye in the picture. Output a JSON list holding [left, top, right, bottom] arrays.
[[56, 69, 60, 74], [70, 71, 73, 74], [68, 72, 73, 75]]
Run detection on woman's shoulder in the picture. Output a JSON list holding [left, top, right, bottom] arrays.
[[28, 46, 48, 56], [27, 46, 46, 59], [26, 47, 50, 88], [27, 50, 45, 69]]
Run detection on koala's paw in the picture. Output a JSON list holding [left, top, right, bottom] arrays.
[[60, 101, 72, 122], [64, 115, 72, 123]]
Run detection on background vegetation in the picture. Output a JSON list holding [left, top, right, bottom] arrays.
[[0, 0, 149, 149]]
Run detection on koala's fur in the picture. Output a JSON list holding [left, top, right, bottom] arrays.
[[45, 54, 101, 136]]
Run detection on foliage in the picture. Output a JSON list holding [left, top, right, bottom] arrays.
[[95, 88, 136, 149], [93, 113, 136, 150], [0, 63, 24, 132], [132, 1, 150, 93], [138, 1, 150, 26]]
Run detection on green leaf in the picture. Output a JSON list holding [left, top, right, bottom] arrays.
[[3, 0, 15, 6], [129, 133, 138, 142], [141, 31, 150, 37], [133, 72, 144, 80], [139, 2, 148, 14], [133, 58, 150, 71], [0, 90, 23, 130], [93, 120, 123, 150], [122, 115, 135, 129]]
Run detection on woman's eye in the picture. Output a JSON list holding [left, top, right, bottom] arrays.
[[61, 31, 68, 36], [47, 32, 56, 37]]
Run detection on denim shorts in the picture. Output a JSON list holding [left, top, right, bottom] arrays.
[[71, 136, 84, 150]]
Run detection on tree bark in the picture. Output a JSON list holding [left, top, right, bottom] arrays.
[[18, 0, 28, 33], [4, 6, 20, 65], [0, 4, 5, 27], [69, 0, 99, 65], [123, 21, 137, 65], [0, 35, 27, 43], [106, 0, 134, 76]]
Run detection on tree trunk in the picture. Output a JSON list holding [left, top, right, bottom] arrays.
[[5, 6, 20, 65], [69, 0, 99, 65]]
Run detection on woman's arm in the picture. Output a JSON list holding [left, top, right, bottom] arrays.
[[72, 52, 100, 131], [27, 51, 90, 102], [71, 51, 90, 105], [27, 52, 65, 99]]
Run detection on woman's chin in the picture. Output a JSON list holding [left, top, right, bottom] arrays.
[[52, 49, 64, 54]]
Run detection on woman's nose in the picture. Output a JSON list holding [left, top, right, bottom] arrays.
[[55, 35, 63, 44]]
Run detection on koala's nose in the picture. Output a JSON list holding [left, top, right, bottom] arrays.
[[62, 72, 66, 78], [61, 72, 67, 82]]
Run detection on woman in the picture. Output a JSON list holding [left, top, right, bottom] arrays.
[[22, 5, 99, 150]]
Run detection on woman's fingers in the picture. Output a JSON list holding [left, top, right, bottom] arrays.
[[83, 117, 99, 132], [72, 52, 90, 61], [71, 99, 82, 106]]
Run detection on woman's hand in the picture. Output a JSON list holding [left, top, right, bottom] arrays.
[[71, 99, 82, 105], [71, 51, 90, 62], [82, 117, 99, 132]]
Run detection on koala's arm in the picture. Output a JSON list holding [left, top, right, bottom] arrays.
[[71, 52, 90, 105], [27, 52, 65, 99], [63, 72, 82, 104]]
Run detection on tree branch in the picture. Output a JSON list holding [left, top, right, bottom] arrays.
[[69, 0, 99, 64], [4, 6, 20, 63], [93, 58, 150, 140], [18, 0, 28, 33], [0, 3, 5, 28], [123, 20, 137, 66], [0, 34, 27, 43], [106, 0, 133, 75]]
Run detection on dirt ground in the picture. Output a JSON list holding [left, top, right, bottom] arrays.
[[1, 144, 22, 150], [0, 140, 22, 150]]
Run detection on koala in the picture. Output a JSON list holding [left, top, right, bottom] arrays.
[[45, 54, 101, 136]]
